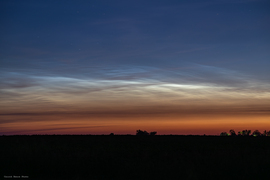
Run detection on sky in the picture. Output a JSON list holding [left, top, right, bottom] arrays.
[[0, 0, 270, 135]]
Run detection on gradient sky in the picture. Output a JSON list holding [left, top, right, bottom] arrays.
[[1, 0, 270, 135]]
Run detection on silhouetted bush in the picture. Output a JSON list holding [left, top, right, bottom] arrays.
[[136, 130, 149, 135], [150, 131, 157, 135]]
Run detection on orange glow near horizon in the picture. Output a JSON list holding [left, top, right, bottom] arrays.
[[1, 113, 269, 135]]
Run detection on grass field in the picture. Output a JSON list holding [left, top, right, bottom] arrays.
[[1, 135, 270, 179]]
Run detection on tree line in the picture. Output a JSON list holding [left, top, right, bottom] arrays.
[[220, 129, 270, 136], [107, 129, 270, 136], [135, 129, 270, 136]]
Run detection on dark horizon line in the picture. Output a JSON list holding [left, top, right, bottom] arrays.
[[1, 134, 269, 136]]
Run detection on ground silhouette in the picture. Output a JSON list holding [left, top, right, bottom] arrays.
[[1, 133, 270, 179]]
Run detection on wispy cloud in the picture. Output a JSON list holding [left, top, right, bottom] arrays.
[[1, 63, 269, 116]]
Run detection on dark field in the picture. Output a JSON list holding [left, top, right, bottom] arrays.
[[1, 135, 270, 180]]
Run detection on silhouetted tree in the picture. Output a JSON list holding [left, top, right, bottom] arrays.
[[220, 132, 228, 136], [136, 129, 149, 136], [238, 130, 251, 136], [252, 130, 261, 137], [242, 130, 247, 136], [109, 133, 114, 136], [238, 131, 242, 136], [150, 131, 157, 135], [229, 129, 236, 136], [262, 130, 270, 136]]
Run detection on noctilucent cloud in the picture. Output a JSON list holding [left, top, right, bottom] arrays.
[[1, 0, 270, 135]]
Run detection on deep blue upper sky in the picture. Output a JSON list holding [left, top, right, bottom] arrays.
[[1, 0, 269, 72]]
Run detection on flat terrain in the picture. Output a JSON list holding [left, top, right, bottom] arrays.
[[1, 135, 270, 179]]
